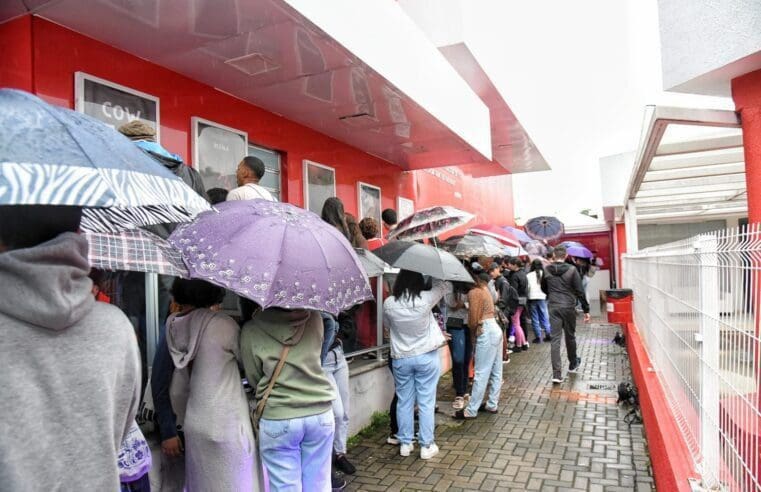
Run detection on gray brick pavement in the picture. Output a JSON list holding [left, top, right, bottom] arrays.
[[345, 321, 655, 491]]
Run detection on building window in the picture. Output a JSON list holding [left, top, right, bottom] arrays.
[[249, 144, 281, 201]]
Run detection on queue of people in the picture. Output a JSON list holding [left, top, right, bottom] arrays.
[[0, 114, 595, 491]]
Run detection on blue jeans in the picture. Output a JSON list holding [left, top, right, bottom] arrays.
[[320, 313, 338, 365], [447, 326, 472, 397], [465, 319, 503, 416], [323, 344, 350, 454], [528, 299, 551, 338], [259, 410, 335, 492], [392, 350, 440, 447]]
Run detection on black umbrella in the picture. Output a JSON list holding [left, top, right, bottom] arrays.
[[524, 216, 565, 241], [373, 241, 473, 283]]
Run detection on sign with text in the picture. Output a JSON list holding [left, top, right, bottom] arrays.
[[75, 72, 159, 139], [192, 117, 248, 191]]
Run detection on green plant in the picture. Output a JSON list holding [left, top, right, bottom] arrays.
[[347, 411, 390, 449]]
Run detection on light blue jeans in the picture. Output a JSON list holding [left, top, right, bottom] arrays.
[[259, 409, 335, 492], [392, 349, 440, 448], [323, 344, 350, 454], [465, 319, 503, 416], [528, 299, 552, 338]]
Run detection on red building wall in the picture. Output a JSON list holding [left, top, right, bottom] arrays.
[[732, 68, 761, 224], [0, 16, 515, 227]]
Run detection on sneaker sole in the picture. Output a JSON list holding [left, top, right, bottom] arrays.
[[420, 452, 439, 460]]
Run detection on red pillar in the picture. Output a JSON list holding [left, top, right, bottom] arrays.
[[733, 68, 761, 224], [731, 68, 761, 489]]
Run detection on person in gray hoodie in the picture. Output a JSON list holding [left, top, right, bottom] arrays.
[[541, 245, 591, 384], [240, 307, 336, 492], [0, 205, 141, 490], [165, 278, 260, 492]]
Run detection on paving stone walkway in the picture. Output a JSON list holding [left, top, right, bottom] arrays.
[[345, 320, 655, 491]]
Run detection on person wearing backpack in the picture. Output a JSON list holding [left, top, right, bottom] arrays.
[[541, 245, 591, 384]]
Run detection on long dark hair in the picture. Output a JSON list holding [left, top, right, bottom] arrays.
[[530, 258, 544, 282], [321, 197, 350, 240], [392, 269, 426, 303]]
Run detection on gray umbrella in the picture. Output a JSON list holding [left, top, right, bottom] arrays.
[[440, 233, 505, 258], [373, 241, 473, 283], [354, 248, 388, 278]]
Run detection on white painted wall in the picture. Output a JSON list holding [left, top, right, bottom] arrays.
[[282, 0, 492, 160], [658, 0, 761, 95]]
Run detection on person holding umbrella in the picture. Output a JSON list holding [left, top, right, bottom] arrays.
[[383, 269, 448, 459]]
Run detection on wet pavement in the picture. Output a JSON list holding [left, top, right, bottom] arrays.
[[344, 320, 655, 491]]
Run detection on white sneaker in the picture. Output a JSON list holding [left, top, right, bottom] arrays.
[[400, 443, 414, 457], [551, 376, 564, 384], [452, 396, 465, 410], [386, 435, 400, 445], [420, 443, 439, 460]]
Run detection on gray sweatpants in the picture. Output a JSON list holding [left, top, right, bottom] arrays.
[[549, 306, 578, 379]]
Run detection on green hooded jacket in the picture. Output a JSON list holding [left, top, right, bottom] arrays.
[[240, 309, 334, 420]]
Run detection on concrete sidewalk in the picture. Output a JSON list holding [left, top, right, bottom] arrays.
[[344, 321, 655, 491]]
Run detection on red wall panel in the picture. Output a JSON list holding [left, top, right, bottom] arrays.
[[0, 16, 34, 91], [7, 16, 514, 226], [732, 68, 761, 224]]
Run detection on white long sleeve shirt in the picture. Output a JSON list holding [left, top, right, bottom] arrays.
[[527, 270, 547, 300], [383, 279, 447, 359]]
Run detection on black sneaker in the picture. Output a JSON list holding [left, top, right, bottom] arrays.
[[569, 357, 581, 373], [334, 454, 356, 475], [532, 337, 542, 344], [331, 470, 347, 491], [544, 335, 552, 342]]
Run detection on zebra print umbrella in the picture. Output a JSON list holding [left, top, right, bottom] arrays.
[[0, 89, 210, 232]]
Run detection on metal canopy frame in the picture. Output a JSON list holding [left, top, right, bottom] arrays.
[[625, 106, 745, 224]]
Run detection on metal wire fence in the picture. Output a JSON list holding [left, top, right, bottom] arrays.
[[624, 225, 761, 491]]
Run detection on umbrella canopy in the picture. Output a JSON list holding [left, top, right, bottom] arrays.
[[169, 200, 372, 315], [0, 89, 210, 232], [354, 248, 388, 278], [502, 226, 532, 243], [373, 240, 473, 283], [524, 216, 565, 241], [503, 245, 528, 257], [441, 234, 505, 258], [468, 224, 521, 247], [559, 241, 585, 248], [440, 233, 505, 259], [388, 205, 474, 241], [84, 229, 189, 277], [566, 245, 593, 259], [524, 240, 549, 256]]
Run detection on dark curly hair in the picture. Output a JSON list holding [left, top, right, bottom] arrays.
[[358, 217, 380, 240], [171, 278, 226, 308]]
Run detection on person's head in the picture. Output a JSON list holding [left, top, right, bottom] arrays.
[[545, 247, 555, 261], [118, 120, 156, 142], [553, 245, 568, 261], [488, 262, 501, 279], [392, 269, 426, 301], [321, 197, 350, 239], [236, 156, 266, 186], [345, 213, 364, 248], [89, 269, 107, 298], [358, 217, 380, 240], [206, 187, 228, 205], [504, 256, 518, 271], [170, 278, 226, 309], [381, 208, 397, 229], [530, 258, 544, 272], [0, 205, 82, 253], [475, 272, 490, 287]]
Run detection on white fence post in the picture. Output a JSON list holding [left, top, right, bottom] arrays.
[[697, 234, 720, 488]]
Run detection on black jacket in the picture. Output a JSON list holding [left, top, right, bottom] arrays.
[[541, 262, 590, 313], [494, 275, 519, 314], [507, 269, 528, 298]]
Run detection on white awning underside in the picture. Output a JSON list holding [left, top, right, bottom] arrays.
[[627, 106, 745, 223]]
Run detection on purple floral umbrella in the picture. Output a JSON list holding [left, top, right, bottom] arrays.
[[169, 200, 372, 315], [388, 205, 474, 241]]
